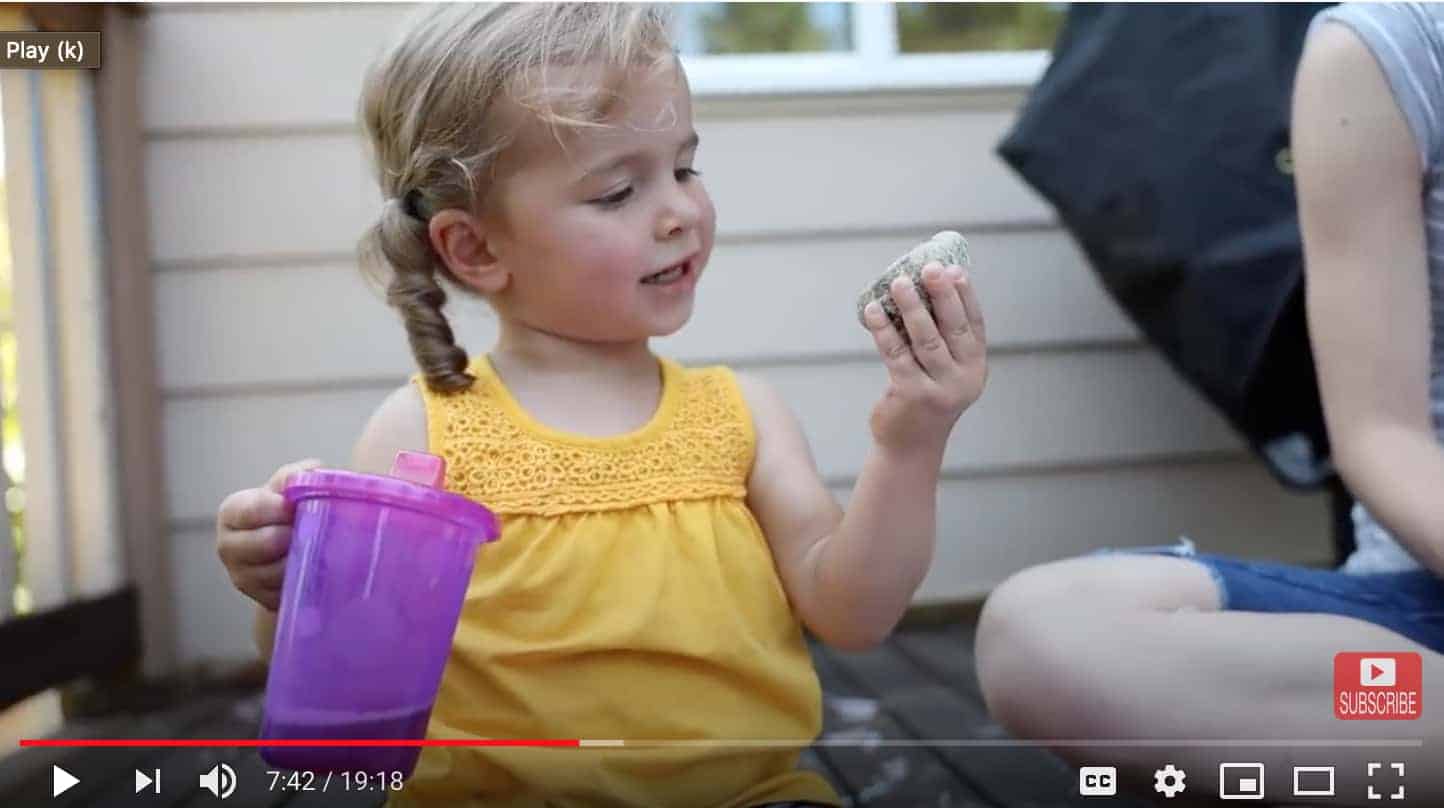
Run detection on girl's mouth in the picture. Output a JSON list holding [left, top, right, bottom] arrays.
[[641, 260, 692, 285]]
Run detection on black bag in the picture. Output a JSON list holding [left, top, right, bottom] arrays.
[[997, 3, 1334, 489]]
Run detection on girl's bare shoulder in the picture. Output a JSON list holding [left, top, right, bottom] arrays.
[[351, 383, 429, 474]]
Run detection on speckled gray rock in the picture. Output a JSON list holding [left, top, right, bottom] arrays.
[[856, 230, 970, 342]]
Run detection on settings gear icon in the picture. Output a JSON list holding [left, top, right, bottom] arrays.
[[1153, 764, 1187, 799]]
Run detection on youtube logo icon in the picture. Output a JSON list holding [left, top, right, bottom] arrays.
[[1362, 658, 1396, 687], [1335, 652, 1422, 720]]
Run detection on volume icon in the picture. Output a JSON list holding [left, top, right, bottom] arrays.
[[198, 763, 236, 799]]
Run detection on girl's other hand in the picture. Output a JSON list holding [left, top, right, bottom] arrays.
[[215, 458, 322, 611], [862, 263, 987, 454]]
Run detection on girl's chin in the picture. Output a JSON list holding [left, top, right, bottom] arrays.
[[649, 305, 695, 338], [648, 321, 690, 339]]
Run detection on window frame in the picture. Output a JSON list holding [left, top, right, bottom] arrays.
[[678, 2, 1053, 96], [0, 7, 127, 619]]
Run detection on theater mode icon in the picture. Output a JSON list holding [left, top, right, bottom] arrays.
[[1293, 766, 1335, 798]]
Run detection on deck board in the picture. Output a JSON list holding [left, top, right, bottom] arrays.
[[1, 622, 1171, 807], [889, 625, 984, 699], [812, 640, 993, 807], [820, 639, 1114, 808]]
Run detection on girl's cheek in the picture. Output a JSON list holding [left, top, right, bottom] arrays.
[[698, 188, 717, 231], [701, 199, 718, 250]]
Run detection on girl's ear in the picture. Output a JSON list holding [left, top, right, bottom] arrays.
[[428, 209, 509, 295]]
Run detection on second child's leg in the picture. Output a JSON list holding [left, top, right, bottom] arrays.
[[975, 555, 1444, 805]]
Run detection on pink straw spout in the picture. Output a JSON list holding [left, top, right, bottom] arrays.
[[389, 450, 446, 488]]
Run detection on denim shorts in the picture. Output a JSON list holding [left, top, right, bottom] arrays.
[[1105, 538, 1444, 653]]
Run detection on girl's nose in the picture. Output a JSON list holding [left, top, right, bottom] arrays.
[[656, 186, 703, 240]]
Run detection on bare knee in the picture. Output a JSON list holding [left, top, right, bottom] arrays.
[[974, 555, 1219, 739], [975, 562, 1082, 739]]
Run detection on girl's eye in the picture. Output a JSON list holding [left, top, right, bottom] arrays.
[[591, 169, 699, 207], [593, 186, 633, 207]]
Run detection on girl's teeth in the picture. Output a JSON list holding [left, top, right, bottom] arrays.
[[645, 264, 685, 284]]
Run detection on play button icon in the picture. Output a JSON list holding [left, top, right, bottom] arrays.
[[1362, 657, 1397, 687], [52, 765, 79, 797]]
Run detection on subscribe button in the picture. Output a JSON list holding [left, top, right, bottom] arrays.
[[1335, 652, 1422, 720]]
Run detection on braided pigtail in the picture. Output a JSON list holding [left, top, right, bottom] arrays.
[[360, 198, 475, 393]]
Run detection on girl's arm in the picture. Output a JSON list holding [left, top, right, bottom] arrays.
[[252, 383, 429, 660], [741, 266, 986, 651], [1294, 22, 1444, 574], [738, 377, 942, 651]]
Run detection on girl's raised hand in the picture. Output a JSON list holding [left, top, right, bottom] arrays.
[[862, 262, 988, 455]]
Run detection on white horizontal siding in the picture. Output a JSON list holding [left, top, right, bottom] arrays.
[[909, 460, 1331, 602], [145, 108, 1050, 266], [154, 228, 1135, 391], [170, 528, 259, 663], [142, 4, 419, 133], [141, 5, 1331, 663]]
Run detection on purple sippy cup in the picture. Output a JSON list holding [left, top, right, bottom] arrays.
[[259, 451, 499, 777]]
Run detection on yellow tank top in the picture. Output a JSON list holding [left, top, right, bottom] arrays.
[[392, 354, 839, 808]]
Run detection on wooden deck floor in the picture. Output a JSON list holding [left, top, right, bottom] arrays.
[[0, 621, 1165, 807]]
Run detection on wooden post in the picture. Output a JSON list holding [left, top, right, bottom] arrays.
[[94, 4, 175, 675], [43, 69, 125, 602]]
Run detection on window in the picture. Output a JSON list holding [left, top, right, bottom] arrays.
[[0, 38, 124, 618], [896, 3, 1064, 53], [0, 83, 20, 620], [676, 2, 1066, 95], [675, 4, 854, 55]]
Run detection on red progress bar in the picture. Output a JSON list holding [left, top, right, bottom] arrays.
[[19, 739, 582, 748]]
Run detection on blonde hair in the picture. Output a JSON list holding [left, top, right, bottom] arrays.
[[356, 3, 677, 393]]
